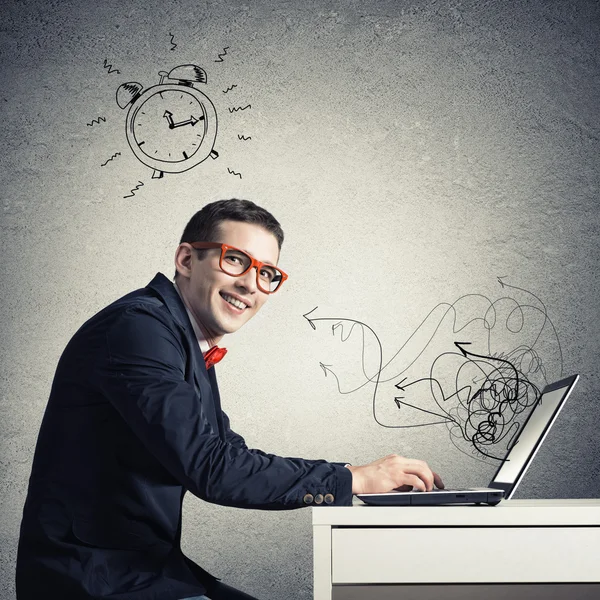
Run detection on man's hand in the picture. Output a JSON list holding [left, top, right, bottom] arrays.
[[346, 454, 444, 494]]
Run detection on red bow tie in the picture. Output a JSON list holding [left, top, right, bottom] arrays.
[[204, 345, 227, 369]]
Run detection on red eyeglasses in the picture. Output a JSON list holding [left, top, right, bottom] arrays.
[[190, 242, 288, 294]]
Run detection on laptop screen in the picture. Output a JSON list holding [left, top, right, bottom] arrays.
[[490, 375, 578, 499]]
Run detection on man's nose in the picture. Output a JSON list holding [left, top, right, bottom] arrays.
[[236, 267, 258, 292]]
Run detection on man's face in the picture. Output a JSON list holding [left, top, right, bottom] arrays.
[[178, 220, 280, 343]]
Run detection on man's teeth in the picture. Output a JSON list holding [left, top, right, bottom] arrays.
[[222, 294, 247, 310]]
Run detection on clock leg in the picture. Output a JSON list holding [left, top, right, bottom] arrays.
[[210, 149, 219, 159], [152, 170, 164, 179]]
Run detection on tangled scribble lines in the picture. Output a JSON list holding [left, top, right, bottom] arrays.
[[304, 278, 562, 463]]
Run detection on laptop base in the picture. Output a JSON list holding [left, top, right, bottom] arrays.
[[357, 489, 504, 506]]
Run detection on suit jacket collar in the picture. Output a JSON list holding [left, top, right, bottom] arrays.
[[146, 272, 208, 382], [146, 272, 191, 333], [146, 273, 225, 437]]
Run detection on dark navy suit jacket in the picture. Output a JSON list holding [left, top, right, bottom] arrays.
[[16, 273, 353, 599]]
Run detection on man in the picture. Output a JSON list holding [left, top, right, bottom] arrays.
[[16, 199, 443, 600]]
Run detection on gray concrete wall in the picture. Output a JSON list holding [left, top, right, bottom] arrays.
[[1, 1, 599, 598]]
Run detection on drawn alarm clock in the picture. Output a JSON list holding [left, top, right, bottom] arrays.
[[116, 64, 219, 179]]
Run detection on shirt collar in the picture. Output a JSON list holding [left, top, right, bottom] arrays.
[[173, 280, 211, 354]]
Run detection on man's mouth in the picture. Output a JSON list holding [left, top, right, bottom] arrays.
[[220, 292, 250, 311]]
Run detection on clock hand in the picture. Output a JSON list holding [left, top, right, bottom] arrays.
[[171, 115, 204, 128], [163, 110, 176, 129]]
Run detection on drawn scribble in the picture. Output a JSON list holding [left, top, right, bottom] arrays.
[[223, 84, 238, 94], [227, 168, 242, 179], [228, 104, 251, 113], [87, 116, 106, 127], [237, 134, 252, 141], [100, 152, 121, 167], [123, 181, 144, 198], [103, 59, 121, 75], [304, 278, 563, 463], [214, 46, 229, 62], [169, 32, 177, 51], [116, 64, 218, 178]]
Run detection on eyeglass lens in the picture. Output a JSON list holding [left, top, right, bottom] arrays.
[[221, 248, 283, 292]]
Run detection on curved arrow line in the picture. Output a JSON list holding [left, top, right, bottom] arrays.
[[303, 309, 386, 426], [394, 398, 454, 422], [367, 294, 498, 385], [397, 374, 476, 424], [306, 280, 560, 396], [317, 363, 347, 393], [455, 341, 520, 404], [304, 306, 544, 459], [496, 277, 563, 376], [305, 308, 449, 430]]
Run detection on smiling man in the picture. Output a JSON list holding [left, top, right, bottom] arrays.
[[16, 199, 442, 600]]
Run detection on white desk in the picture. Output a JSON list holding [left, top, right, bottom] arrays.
[[313, 499, 600, 600]]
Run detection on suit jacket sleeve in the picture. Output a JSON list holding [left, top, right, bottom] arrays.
[[222, 410, 350, 469], [99, 304, 353, 509]]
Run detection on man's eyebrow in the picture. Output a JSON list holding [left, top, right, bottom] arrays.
[[241, 247, 277, 266]]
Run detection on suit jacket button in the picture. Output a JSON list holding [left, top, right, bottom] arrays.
[[314, 494, 324, 504], [324, 493, 334, 504], [303, 493, 314, 504]]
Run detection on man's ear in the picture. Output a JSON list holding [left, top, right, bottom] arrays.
[[174, 244, 194, 279]]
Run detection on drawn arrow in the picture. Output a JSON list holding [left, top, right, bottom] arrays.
[[454, 341, 520, 401], [394, 377, 407, 391], [493, 275, 563, 377], [392, 376, 457, 424], [173, 115, 202, 127], [319, 362, 334, 377], [302, 307, 318, 330], [393, 397, 453, 423], [303, 306, 389, 420], [164, 111, 203, 129], [163, 110, 174, 127]]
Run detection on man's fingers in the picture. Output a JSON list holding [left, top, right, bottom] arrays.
[[399, 473, 427, 492], [397, 461, 435, 491], [357, 455, 443, 494]]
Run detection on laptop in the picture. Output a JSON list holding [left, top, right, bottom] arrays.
[[357, 374, 579, 506]]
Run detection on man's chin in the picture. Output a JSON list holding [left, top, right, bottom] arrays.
[[215, 314, 251, 335]]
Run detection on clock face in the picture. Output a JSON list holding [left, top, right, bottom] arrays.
[[131, 88, 207, 163]]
